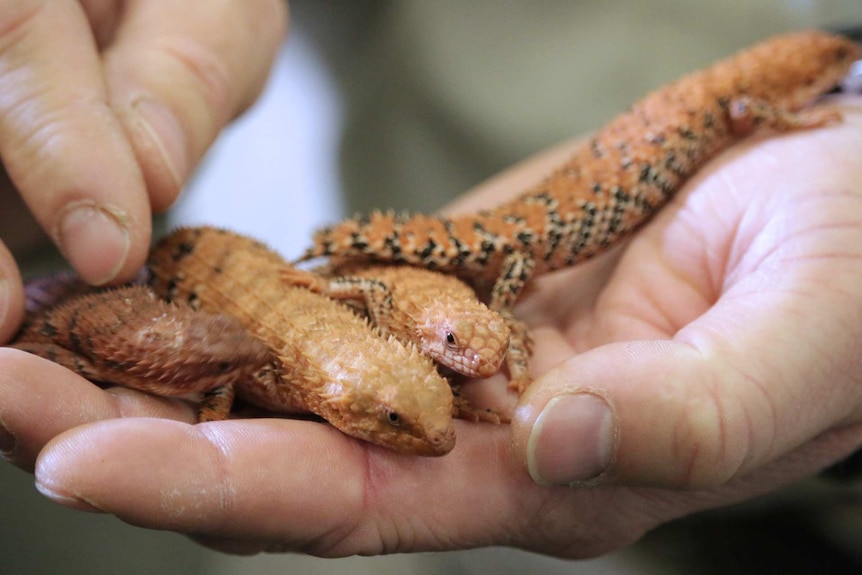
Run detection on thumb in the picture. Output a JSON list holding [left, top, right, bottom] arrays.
[[512, 341, 724, 487], [512, 334, 861, 488]]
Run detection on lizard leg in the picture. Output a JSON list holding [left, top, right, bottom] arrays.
[[281, 267, 394, 328], [451, 384, 509, 424], [489, 250, 536, 312], [728, 95, 843, 137], [500, 310, 535, 394], [489, 251, 536, 392], [197, 383, 237, 422], [284, 268, 396, 336], [323, 276, 394, 335]]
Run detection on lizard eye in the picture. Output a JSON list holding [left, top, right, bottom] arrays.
[[445, 331, 458, 348], [385, 410, 402, 427]]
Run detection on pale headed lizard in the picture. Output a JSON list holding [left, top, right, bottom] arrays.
[[298, 30, 861, 391], [282, 263, 511, 380]]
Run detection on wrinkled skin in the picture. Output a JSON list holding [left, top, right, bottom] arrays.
[[0, 0, 288, 335], [3, 94, 862, 558]]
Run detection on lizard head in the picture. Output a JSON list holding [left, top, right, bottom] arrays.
[[414, 298, 510, 379], [321, 345, 457, 456]]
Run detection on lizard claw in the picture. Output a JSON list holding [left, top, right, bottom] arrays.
[[451, 385, 510, 424]]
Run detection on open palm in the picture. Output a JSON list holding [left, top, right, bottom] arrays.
[[2, 97, 861, 559]]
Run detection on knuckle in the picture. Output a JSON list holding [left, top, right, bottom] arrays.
[[137, 0, 289, 145], [670, 366, 775, 489], [156, 36, 234, 128], [1, 87, 89, 191], [193, 425, 239, 523], [0, 1, 46, 53]]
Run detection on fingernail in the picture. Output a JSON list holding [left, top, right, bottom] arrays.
[[526, 393, 616, 486], [0, 420, 16, 459], [35, 480, 103, 513], [0, 274, 9, 332], [56, 201, 130, 285], [131, 97, 187, 188]]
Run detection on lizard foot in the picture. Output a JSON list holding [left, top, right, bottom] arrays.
[[451, 385, 510, 424], [500, 310, 533, 393], [197, 384, 237, 422], [728, 95, 844, 136]]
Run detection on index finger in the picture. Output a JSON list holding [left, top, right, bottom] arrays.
[[0, 0, 151, 285]]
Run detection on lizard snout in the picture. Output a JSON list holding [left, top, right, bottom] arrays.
[[418, 423, 456, 456]]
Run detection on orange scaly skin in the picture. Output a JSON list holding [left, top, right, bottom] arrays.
[[284, 263, 511, 379], [299, 31, 860, 390], [13, 284, 278, 405], [12, 227, 460, 456], [284, 263, 514, 421], [145, 227, 457, 455]]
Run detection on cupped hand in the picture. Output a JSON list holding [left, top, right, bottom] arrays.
[[2, 96, 862, 559], [0, 0, 287, 341]]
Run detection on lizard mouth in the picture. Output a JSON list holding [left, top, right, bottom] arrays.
[[472, 357, 504, 378], [411, 424, 456, 456], [439, 351, 504, 379], [376, 418, 456, 456]]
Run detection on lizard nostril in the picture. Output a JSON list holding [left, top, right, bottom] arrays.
[[430, 426, 457, 450]]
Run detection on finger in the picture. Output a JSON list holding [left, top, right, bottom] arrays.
[[31, 409, 862, 559], [0, 348, 195, 471], [77, 0, 124, 48], [102, 0, 288, 211], [514, 325, 862, 488], [0, 0, 151, 285], [33, 416, 553, 556]]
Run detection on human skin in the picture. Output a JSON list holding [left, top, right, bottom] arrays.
[[0, 0, 288, 343], [2, 92, 862, 557]]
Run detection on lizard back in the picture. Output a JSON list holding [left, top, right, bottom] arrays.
[[301, 30, 860, 298], [148, 227, 457, 456]]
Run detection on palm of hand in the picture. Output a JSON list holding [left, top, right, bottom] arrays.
[[2, 100, 862, 559]]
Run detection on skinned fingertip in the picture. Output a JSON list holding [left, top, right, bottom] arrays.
[[55, 201, 131, 286], [523, 392, 617, 486]]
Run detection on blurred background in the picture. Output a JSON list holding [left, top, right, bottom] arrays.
[[3, 1, 862, 573]]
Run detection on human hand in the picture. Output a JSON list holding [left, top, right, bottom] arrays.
[[2, 96, 862, 559], [0, 0, 287, 342]]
